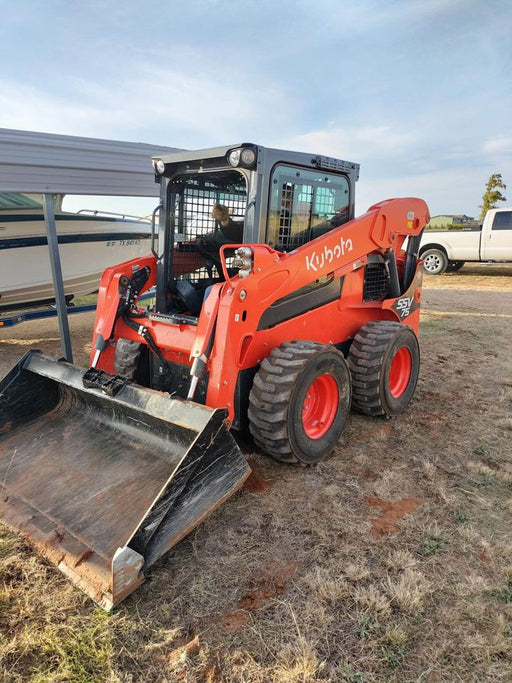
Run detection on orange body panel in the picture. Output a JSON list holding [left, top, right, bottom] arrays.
[[92, 198, 429, 423]]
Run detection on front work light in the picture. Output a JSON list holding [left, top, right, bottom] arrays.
[[227, 146, 257, 169], [228, 149, 241, 167], [152, 158, 166, 175], [240, 148, 256, 166]]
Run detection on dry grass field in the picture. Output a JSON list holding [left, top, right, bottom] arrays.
[[0, 264, 511, 682]]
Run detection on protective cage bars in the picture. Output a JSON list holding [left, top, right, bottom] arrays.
[[169, 175, 247, 285]]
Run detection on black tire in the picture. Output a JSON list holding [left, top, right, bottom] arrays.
[[113, 338, 142, 379], [421, 248, 448, 275], [348, 321, 420, 417], [446, 260, 465, 273], [248, 340, 351, 465]]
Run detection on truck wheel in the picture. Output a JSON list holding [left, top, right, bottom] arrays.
[[248, 341, 351, 465], [348, 321, 419, 417], [421, 248, 448, 275], [446, 260, 465, 272], [113, 338, 142, 380]]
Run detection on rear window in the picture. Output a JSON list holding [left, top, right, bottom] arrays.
[[492, 210, 512, 230]]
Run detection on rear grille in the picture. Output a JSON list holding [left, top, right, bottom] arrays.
[[363, 263, 389, 301]]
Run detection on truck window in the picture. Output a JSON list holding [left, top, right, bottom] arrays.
[[492, 211, 512, 230], [266, 165, 350, 251]]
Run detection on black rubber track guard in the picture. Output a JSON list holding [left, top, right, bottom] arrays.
[[0, 351, 250, 610]]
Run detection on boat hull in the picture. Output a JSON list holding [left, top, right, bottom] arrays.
[[0, 211, 152, 310]]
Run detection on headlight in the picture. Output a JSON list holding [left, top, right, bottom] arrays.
[[240, 147, 257, 166], [152, 158, 166, 175], [227, 146, 257, 169], [228, 149, 241, 167]]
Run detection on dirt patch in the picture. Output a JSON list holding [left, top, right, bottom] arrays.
[[156, 635, 200, 665], [422, 262, 512, 295], [361, 468, 378, 480], [238, 583, 283, 610], [238, 562, 299, 610], [196, 608, 251, 637], [242, 459, 271, 493], [360, 423, 394, 440], [366, 497, 422, 536], [219, 609, 251, 632], [0, 310, 95, 376]]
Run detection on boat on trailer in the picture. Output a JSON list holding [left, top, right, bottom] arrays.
[[0, 193, 154, 310]]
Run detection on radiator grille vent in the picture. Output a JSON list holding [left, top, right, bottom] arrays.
[[363, 263, 389, 301]]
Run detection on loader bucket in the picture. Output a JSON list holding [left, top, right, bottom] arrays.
[[0, 351, 250, 610]]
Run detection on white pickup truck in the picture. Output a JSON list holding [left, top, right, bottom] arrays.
[[419, 207, 512, 274]]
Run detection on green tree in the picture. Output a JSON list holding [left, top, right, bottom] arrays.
[[479, 173, 507, 220]]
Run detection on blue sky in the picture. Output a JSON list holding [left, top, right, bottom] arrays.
[[1, 0, 511, 218]]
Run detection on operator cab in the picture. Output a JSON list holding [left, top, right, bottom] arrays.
[[151, 144, 359, 316]]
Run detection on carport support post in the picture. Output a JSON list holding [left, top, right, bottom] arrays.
[[42, 194, 73, 362]]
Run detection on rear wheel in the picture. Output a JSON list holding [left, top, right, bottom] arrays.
[[446, 260, 465, 272], [248, 340, 351, 464], [113, 338, 142, 380], [348, 321, 420, 417], [422, 248, 448, 275]]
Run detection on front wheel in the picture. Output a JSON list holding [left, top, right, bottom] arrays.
[[348, 321, 420, 417], [422, 248, 448, 275], [113, 338, 143, 379], [248, 341, 351, 464]]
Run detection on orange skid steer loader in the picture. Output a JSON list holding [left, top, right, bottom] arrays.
[[0, 144, 429, 608]]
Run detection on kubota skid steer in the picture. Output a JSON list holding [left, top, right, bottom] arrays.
[[0, 144, 429, 608]]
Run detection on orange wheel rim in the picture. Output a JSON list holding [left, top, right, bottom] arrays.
[[302, 374, 338, 439], [388, 347, 412, 398]]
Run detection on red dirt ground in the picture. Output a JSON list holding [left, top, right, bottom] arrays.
[[242, 458, 272, 493], [238, 562, 299, 610], [365, 496, 422, 536]]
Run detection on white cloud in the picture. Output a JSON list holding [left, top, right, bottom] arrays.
[[483, 137, 512, 155], [280, 125, 419, 164], [356, 165, 496, 219], [0, 81, 120, 136], [287, 0, 470, 38], [0, 55, 295, 148]]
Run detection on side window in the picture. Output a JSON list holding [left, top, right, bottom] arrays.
[[492, 211, 512, 230], [266, 165, 350, 251]]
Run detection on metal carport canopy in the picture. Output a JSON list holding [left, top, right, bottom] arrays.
[[0, 128, 181, 361]]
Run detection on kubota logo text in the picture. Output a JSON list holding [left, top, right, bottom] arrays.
[[305, 236, 354, 272]]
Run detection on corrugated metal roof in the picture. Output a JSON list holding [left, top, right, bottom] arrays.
[[0, 128, 182, 196]]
